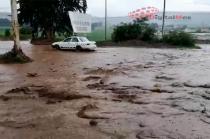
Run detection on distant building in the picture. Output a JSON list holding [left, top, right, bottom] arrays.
[[92, 12, 210, 32], [200, 28, 210, 33]]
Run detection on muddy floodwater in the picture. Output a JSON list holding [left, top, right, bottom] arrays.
[[1, 41, 210, 139]]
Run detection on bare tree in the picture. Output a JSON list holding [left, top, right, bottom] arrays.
[[11, 0, 21, 53], [162, 0, 166, 37], [0, 0, 32, 63]]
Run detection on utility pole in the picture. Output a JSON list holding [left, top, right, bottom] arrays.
[[162, 0, 166, 37], [11, 0, 21, 52], [105, 0, 107, 40]]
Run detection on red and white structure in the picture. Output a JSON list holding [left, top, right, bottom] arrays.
[[128, 6, 159, 20]]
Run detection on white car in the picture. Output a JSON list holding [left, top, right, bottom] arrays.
[[52, 36, 97, 51]]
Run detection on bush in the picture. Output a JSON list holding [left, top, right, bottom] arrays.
[[141, 26, 156, 41], [112, 23, 141, 42], [163, 31, 195, 47], [4, 29, 11, 37], [20, 27, 32, 40], [112, 19, 156, 42], [20, 27, 32, 35]]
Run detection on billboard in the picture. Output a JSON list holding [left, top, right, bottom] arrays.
[[68, 11, 92, 33]]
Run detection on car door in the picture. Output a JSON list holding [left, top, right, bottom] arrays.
[[63, 38, 72, 49], [70, 37, 79, 49]]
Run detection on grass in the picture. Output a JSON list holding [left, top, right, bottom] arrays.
[[0, 28, 6, 37], [54, 28, 113, 42], [0, 27, 10, 39], [0, 27, 32, 40], [86, 28, 113, 41]]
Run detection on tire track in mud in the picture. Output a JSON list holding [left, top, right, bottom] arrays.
[[82, 63, 178, 107], [0, 85, 92, 104], [77, 104, 109, 120]]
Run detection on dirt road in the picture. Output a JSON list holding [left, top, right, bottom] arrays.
[[0, 41, 210, 139]]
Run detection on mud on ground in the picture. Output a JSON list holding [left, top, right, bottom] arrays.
[[0, 41, 210, 139]]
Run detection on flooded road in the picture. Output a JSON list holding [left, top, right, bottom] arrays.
[[1, 41, 210, 139]]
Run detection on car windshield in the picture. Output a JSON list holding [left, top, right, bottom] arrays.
[[79, 37, 89, 42]]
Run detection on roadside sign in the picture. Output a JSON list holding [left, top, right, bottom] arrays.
[[68, 11, 92, 33]]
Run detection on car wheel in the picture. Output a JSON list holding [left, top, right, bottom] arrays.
[[55, 45, 61, 50], [76, 46, 82, 51]]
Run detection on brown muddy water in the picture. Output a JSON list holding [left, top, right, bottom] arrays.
[[1, 41, 210, 139]]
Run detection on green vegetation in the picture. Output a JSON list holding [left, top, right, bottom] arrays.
[[162, 31, 196, 47], [0, 28, 8, 37], [0, 28, 10, 39], [0, 29, 4, 35], [0, 27, 32, 40], [0, 30, 4, 37], [87, 28, 112, 41], [112, 19, 157, 42], [20, 27, 32, 40], [110, 19, 196, 48], [4, 29, 11, 37]]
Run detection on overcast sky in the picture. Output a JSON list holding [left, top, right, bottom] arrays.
[[1, 0, 210, 17]]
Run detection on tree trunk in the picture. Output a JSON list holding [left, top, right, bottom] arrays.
[[32, 28, 38, 40], [46, 28, 54, 41], [11, 0, 21, 54], [4, 0, 32, 63]]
